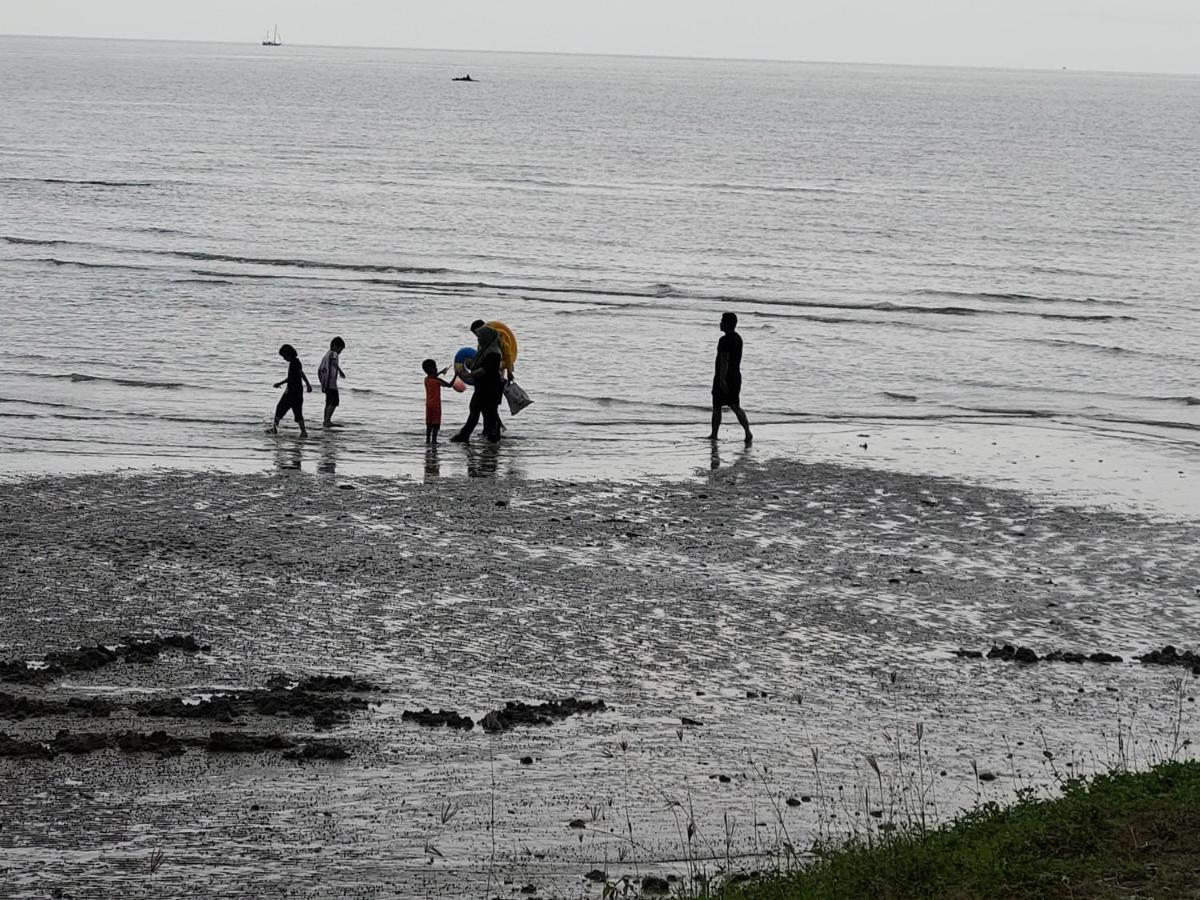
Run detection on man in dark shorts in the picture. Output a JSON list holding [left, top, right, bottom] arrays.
[[708, 312, 752, 444]]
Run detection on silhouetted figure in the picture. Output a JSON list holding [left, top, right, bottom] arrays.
[[422, 358, 456, 444], [318, 336, 347, 428], [477, 354, 505, 443], [272, 343, 312, 437], [450, 319, 504, 443], [708, 312, 752, 444]]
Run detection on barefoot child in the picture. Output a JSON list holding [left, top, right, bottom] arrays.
[[272, 344, 312, 436], [422, 359, 456, 444], [317, 336, 347, 428]]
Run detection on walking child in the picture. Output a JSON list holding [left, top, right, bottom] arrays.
[[317, 336, 347, 428], [422, 359, 456, 444], [272, 344, 312, 437]]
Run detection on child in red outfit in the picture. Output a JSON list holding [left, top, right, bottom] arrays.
[[422, 359, 457, 443]]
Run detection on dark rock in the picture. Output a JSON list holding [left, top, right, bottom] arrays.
[[117, 730, 185, 757], [567, 819, 587, 829], [0, 692, 114, 720], [953, 649, 983, 659], [520, 756, 534, 766], [283, 740, 350, 761], [519, 885, 536, 895], [0, 732, 55, 759], [480, 698, 606, 733], [52, 730, 110, 754], [584, 869, 606, 883], [293, 674, 376, 693], [1089, 652, 1123, 664], [402, 708, 474, 730], [785, 797, 801, 807], [0, 660, 60, 685], [207, 732, 293, 753], [137, 696, 240, 722], [987, 644, 1039, 663], [1044, 651, 1086, 664], [680, 717, 704, 727], [1137, 646, 1200, 674]]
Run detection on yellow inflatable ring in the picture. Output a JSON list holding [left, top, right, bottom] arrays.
[[487, 320, 518, 373]]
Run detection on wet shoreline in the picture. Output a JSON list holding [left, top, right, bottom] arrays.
[[1, 459, 1198, 897]]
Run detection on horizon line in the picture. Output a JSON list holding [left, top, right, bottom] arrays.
[[2, 31, 1199, 79]]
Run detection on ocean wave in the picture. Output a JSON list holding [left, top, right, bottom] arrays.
[[14, 372, 191, 390], [914, 289, 1128, 307], [33, 257, 150, 272], [882, 392, 918, 402], [1144, 395, 1200, 406], [166, 249, 449, 275], [1, 235, 74, 247], [0, 177, 155, 188]]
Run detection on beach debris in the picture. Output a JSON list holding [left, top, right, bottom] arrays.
[[480, 698, 606, 733], [519, 755, 534, 765], [1137, 646, 1200, 674], [567, 818, 587, 829], [401, 708, 475, 730], [954, 649, 984, 659], [584, 870, 607, 882], [680, 716, 705, 726]]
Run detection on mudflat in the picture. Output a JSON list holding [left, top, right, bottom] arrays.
[[1, 459, 1197, 898]]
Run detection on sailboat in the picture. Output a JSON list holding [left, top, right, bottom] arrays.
[[262, 25, 281, 47]]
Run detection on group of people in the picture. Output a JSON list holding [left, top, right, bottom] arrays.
[[271, 336, 346, 438], [270, 314, 751, 445]]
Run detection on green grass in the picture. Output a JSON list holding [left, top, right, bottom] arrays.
[[718, 761, 1200, 900]]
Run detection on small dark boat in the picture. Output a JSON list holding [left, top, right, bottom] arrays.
[[452, 74, 475, 82], [262, 25, 281, 47]]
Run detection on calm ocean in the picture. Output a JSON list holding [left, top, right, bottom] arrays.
[[1, 37, 1197, 497]]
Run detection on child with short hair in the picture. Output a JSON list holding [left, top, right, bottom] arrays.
[[272, 344, 312, 437], [422, 359, 456, 444], [317, 336, 347, 428]]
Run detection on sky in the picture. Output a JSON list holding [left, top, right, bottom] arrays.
[[3, 0, 1200, 74]]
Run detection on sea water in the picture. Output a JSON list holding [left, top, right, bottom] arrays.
[[1, 37, 1197, 508]]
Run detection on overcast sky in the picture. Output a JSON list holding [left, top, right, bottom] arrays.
[[4, 0, 1199, 74]]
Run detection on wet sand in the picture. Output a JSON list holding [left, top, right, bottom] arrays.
[[1, 458, 1198, 898]]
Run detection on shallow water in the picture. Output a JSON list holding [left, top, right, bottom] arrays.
[[1, 37, 1198, 502]]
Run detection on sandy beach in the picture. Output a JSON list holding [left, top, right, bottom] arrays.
[[1, 457, 1197, 898]]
